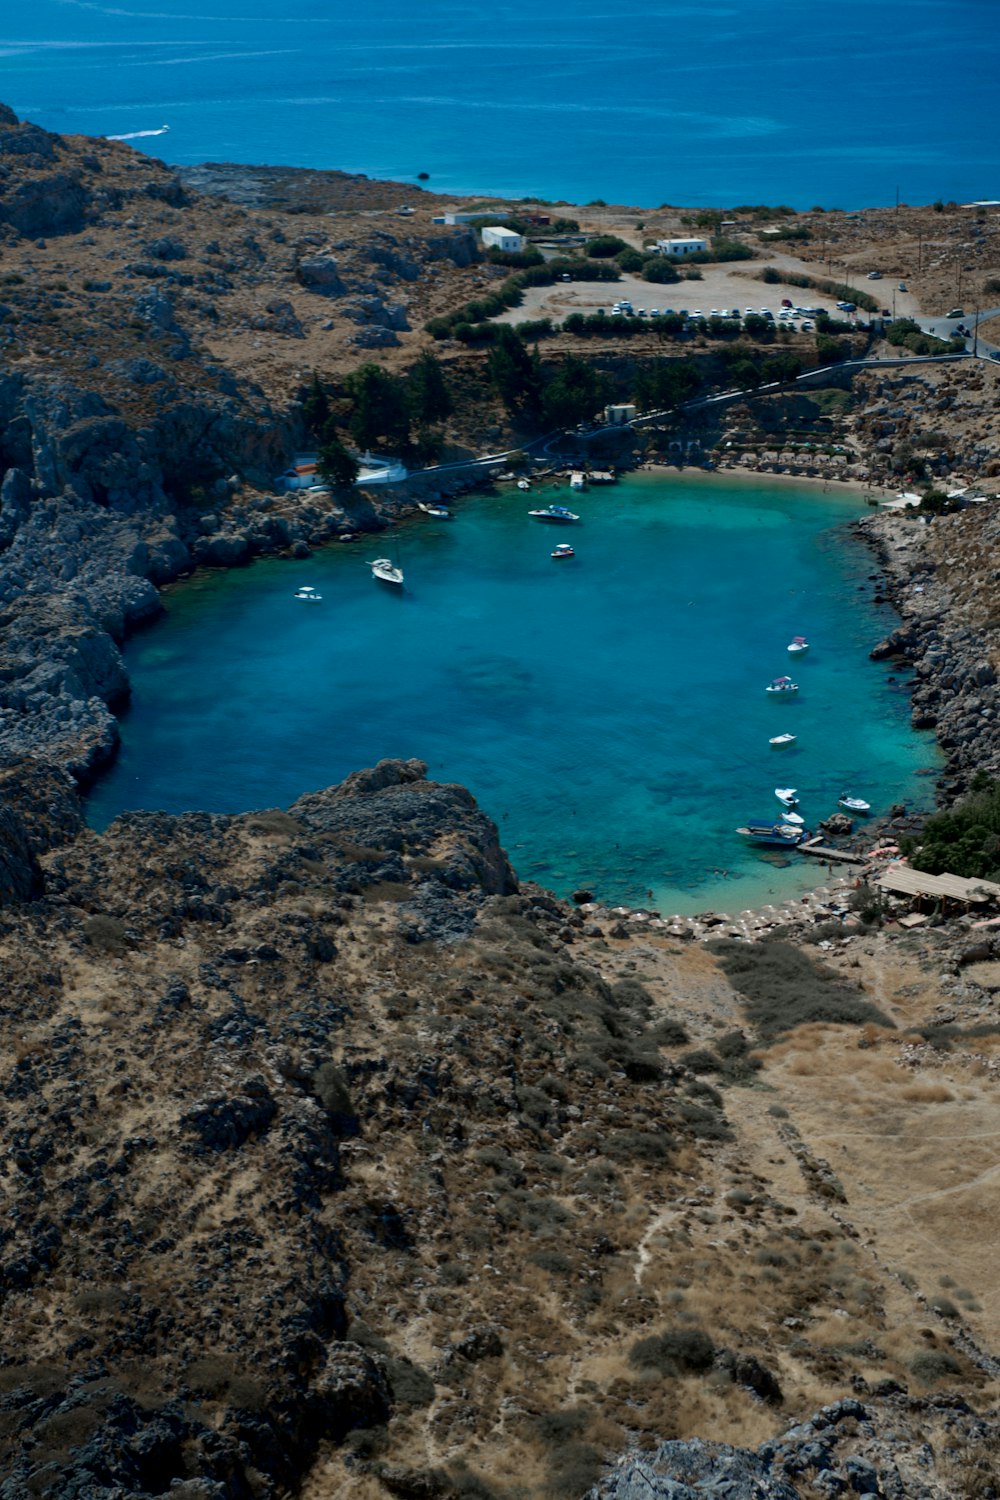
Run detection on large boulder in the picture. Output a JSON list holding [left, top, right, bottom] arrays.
[[296, 254, 346, 295]]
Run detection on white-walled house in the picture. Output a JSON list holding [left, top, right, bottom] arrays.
[[481, 226, 524, 253], [656, 237, 707, 257]]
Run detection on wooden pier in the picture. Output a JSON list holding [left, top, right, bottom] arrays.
[[799, 839, 867, 864]]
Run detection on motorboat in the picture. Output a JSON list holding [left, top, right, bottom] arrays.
[[781, 811, 805, 826], [775, 787, 798, 807], [787, 636, 809, 654], [737, 820, 809, 847], [551, 543, 575, 559], [769, 733, 797, 748], [766, 676, 799, 694], [370, 557, 404, 587], [838, 793, 871, 815], [529, 504, 580, 523], [418, 502, 451, 519], [293, 585, 323, 603], [517, 479, 531, 491]]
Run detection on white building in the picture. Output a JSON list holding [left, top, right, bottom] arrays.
[[603, 404, 637, 426], [656, 237, 708, 257], [437, 210, 511, 225], [481, 225, 524, 253]]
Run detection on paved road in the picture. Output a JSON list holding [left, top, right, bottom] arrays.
[[915, 304, 1000, 359]]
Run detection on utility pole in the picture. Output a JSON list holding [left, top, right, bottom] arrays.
[[973, 302, 980, 358]]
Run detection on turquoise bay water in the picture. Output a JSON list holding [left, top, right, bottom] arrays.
[[87, 474, 938, 915], [2, 0, 996, 209]]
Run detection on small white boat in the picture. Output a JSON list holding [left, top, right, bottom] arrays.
[[781, 811, 805, 826], [529, 504, 580, 523], [517, 479, 531, 491], [551, 543, 575, 559], [766, 676, 799, 695], [294, 585, 323, 603], [370, 557, 404, 587], [737, 820, 808, 847], [787, 636, 809, 654], [418, 502, 451, 519], [775, 787, 798, 807], [770, 733, 797, 748], [838, 793, 871, 814]]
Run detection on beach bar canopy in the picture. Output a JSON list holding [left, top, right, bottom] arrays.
[[875, 864, 1000, 906]]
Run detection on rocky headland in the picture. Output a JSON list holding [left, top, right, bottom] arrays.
[[2, 104, 1000, 1499]]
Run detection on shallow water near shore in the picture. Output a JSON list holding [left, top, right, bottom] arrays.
[[87, 472, 938, 915]]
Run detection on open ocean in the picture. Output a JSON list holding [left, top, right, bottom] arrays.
[[1, 0, 996, 210], [87, 475, 939, 916]]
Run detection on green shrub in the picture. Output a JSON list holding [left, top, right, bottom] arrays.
[[82, 914, 129, 954], [678, 1101, 732, 1141], [628, 1326, 715, 1375], [530, 1248, 573, 1274], [910, 1349, 961, 1384], [385, 1356, 435, 1408], [615, 247, 645, 272], [643, 257, 681, 284], [602, 1129, 673, 1163], [680, 1047, 723, 1073], [648, 1017, 690, 1046], [546, 1442, 601, 1498], [586, 234, 629, 258]]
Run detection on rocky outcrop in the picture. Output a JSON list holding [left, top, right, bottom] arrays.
[[296, 253, 346, 295], [858, 506, 1000, 798]]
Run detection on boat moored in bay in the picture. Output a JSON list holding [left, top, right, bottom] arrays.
[[370, 557, 404, 587], [529, 504, 580, 523]]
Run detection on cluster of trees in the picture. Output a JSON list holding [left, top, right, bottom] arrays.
[[903, 774, 1000, 881], [759, 268, 881, 313], [887, 318, 965, 356], [484, 327, 609, 428], [425, 257, 621, 341], [302, 354, 454, 486]]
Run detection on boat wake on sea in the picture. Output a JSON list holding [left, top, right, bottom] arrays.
[[106, 125, 170, 141]]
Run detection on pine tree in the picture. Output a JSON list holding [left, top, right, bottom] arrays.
[[407, 351, 453, 426]]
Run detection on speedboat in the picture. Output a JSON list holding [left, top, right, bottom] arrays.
[[787, 636, 809, 654], [781, 811, 805, 826], [293, 585, 322, 603], [551, 543, 575, 559], [838, 793, 871, 814], [529, 504, 580, 523], [418, 502, 450, 519], [766, 676, 799, 694], [370, 557, 404, 587], [769, 733, 797, 747], [775, 787, 798, 807], [737, 820, 809, 847]]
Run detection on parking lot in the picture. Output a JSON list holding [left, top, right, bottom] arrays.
[[492, 256, 848, 330]]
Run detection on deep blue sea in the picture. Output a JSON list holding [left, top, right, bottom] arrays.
[[87, 474, 939, 915], [1, 0, 996, 209]]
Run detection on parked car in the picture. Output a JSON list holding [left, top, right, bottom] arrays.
[[781, 298, 793, 307], [946, 307, 965, 318], [898, 282, 908, 291], [867, 271, 882, 280]]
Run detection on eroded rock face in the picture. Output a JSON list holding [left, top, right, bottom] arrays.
[[0, 757, 512, 1494]]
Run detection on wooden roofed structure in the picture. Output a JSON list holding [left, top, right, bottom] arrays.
[[875, 863, 1000, 909]]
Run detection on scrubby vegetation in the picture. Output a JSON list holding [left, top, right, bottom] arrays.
[[903, 773, 1000, 880], [707, 939, 894, 1039]]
